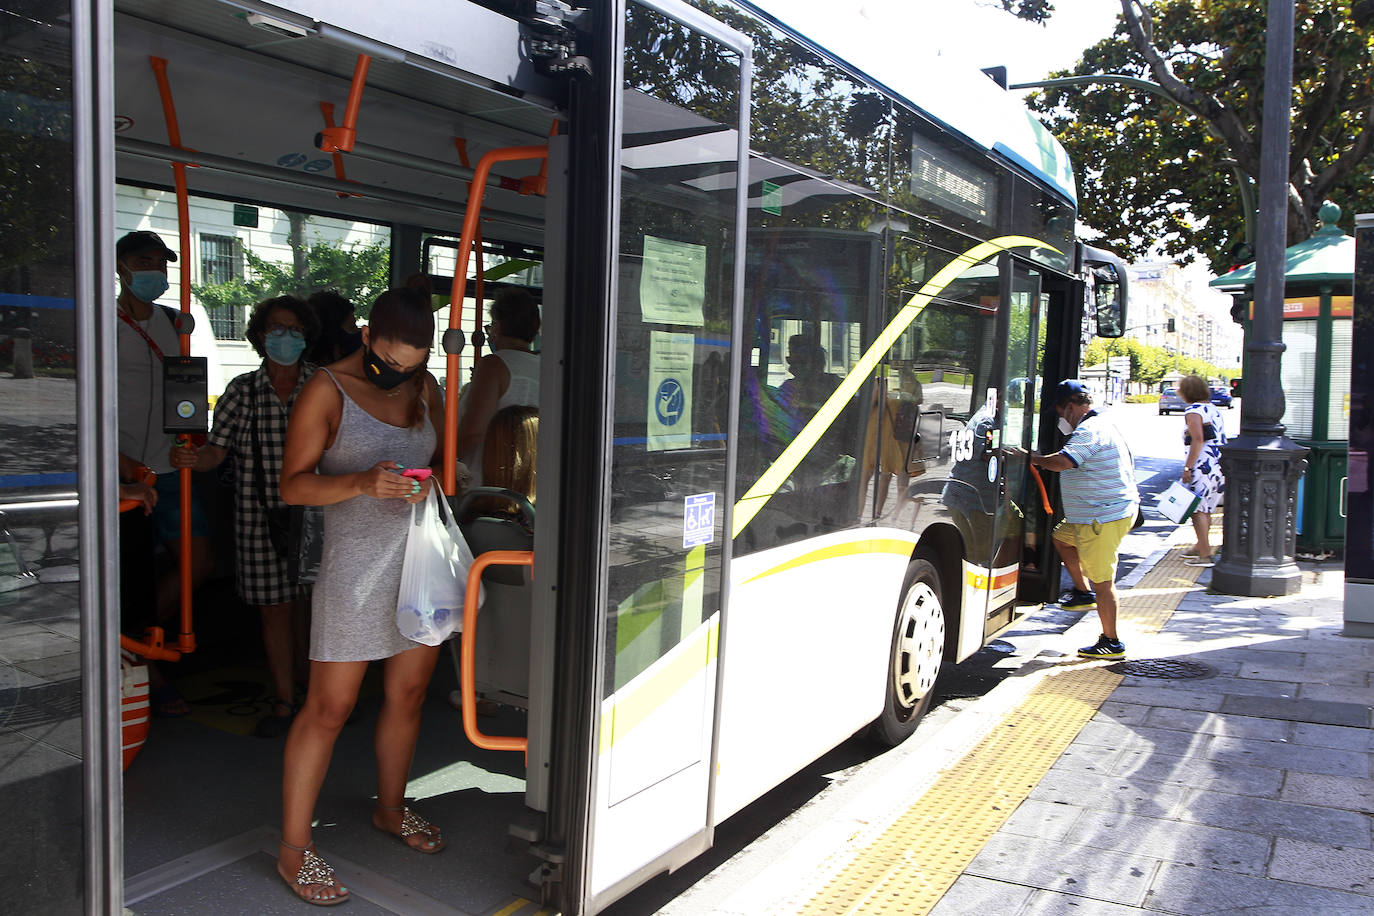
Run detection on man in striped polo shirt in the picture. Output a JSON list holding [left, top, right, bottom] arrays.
[[1030, 380, 1140, 659]]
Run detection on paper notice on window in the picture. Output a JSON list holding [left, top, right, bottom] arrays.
[[640, 235, 706, 326], [647, 331, 694, 452]]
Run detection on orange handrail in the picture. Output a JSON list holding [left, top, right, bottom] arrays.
[[452, 139, 486, 361], [120, 629, 181, 663], [442, 145, 549, 495], [318, 55, 371, 153], [1028, 462, 1053, 516], [117, 467, 157, 514], [150, 56, 196, 655], [460, 550, 533, 755]]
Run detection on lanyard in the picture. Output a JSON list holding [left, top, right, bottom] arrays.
[[118, 307, 167, 361]]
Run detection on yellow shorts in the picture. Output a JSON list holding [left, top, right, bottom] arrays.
[[1053, 515, 1134, 585]]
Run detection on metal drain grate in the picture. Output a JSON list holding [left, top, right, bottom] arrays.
[[1107, 658, 1218, 679]]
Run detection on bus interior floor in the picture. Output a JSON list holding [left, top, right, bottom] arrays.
[[123, 627, 535, 916]]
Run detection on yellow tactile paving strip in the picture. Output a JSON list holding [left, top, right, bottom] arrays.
[[794, 541, 1210, 915]]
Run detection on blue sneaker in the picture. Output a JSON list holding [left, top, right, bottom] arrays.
[[1077, 634, 1126, 659], [1057, 588, 1096, 611]]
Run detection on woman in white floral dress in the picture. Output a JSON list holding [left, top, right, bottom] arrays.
[[1178, 374, 1227, 565]]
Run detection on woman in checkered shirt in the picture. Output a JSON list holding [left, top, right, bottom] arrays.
[[175, 295, 320, 737]]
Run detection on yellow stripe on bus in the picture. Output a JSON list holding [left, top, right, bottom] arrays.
[[600, 616, 719, 755], [740, 538, 915, 586], [731, 235, 1059, 540]]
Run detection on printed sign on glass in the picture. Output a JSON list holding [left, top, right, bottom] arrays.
[[647, 331, 694, 451], [640, 235, 706, 326]]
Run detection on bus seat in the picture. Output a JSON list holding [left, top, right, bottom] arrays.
[[452, 487, 534, 585], [448, 487, 535, 714]]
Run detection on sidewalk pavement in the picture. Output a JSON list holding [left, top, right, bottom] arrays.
[[664, 542, 1370, 915]]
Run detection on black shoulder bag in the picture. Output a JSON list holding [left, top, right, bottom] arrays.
[[250, 380, 322, 585]]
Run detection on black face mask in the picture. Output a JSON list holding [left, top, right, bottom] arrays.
[[362, 345, 419, 390]]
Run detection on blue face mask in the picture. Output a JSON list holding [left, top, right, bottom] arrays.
[[264, 328, 307, 365], [126, 270, 168, 303]]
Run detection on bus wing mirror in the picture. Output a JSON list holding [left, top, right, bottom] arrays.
[[1082, 245, 1127, 339]]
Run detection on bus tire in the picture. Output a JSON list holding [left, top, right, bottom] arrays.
[[870, 556, 946, 747]]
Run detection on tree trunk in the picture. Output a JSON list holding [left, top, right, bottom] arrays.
[[287, 211, 308, 296]]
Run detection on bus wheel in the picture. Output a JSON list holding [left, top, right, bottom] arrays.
[[871, 557, 946, 747]]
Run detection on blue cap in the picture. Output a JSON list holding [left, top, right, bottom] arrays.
[[1055, 379, 1091, 404]]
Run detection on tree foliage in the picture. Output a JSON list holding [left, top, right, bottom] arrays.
[[193, 236, 390, 318], [1, 52, 72, 291], [1027, 0, 1374, 273], [1083, 335, 1228, 389]]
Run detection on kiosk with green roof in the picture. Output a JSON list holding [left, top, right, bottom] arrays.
[[1211, 201, 1353, 553]]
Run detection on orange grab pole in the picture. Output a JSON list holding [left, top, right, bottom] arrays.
[[150, 56, 196, 654], [319, 102, 350, 188], [460, 550, 533, 755], [451, 139, 486, 361], [1028, 463, 1053, 516], [318, 55, 371, 153], [118, 469, 181, 661], [442, 145, 548, 495]]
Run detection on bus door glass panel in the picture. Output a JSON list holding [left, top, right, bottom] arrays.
[[0, 4, 87, 910], [589, 1, 746, 902], [989, 264, 1042, 604]]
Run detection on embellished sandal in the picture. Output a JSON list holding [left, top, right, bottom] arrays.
[[278, 839, 350, 906], [372, 804, 446, 854]]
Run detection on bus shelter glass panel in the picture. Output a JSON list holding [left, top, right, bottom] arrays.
[[0, 3, 85, 910], [590, 1, 745, 900]]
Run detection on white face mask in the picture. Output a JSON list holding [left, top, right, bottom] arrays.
[[1057, 416, 1074, 436]]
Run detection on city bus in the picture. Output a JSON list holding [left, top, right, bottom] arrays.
[[0, 0, 1127, 912]]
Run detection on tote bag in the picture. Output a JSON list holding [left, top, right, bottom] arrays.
[[1156, 480, 1201, 524]]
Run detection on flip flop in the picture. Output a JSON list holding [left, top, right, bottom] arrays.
[[372, 805, 445, 854], [278, 840, 349, 906]]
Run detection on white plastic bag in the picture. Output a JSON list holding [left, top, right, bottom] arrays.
[[1155, 480, 1201, 524], [396, 488, 483, 646]]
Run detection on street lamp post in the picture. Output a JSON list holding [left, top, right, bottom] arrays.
[[1212, 0, 1307, 596]]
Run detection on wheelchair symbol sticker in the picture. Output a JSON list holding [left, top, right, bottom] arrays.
[[683, 493, 715, 548], [655, 378, 685, 426]]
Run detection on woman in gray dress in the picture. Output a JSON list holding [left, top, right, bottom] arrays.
[[275, 288, 468, 906]]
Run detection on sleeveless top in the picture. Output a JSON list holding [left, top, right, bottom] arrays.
[[465, 348, 539, 484], [310, 369, 437, 661], [496, 349, 540, 410], [1183, 400, 1228, 514]]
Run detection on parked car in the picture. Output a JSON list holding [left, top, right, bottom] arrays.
[[1211, 385, 1234, 409], [1158, 386, 1186, 415]]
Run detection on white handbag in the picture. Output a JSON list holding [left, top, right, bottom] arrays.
[[1156, 480, 1201, 524]]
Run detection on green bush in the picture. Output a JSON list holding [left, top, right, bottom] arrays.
[[1125, 394, 1160, 404]]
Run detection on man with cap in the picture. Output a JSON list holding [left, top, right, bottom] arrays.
[[116, 231, 213, 708], [1029, 379, 1139, 659]]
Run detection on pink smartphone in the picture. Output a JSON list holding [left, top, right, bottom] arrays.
[[400, 467, 433, 481]]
